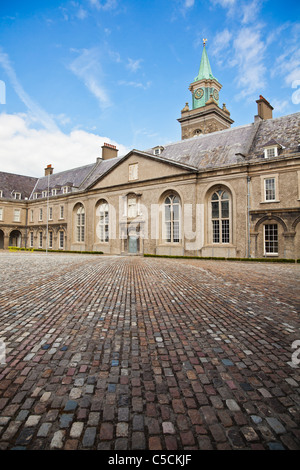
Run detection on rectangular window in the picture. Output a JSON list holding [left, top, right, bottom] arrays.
[[39, 209, 43, 221], [264, 224, 278, 255], [42, 191, 48, 198], [39, 231, 43, 248], [14, 209, 20, 222], [60, 205, 64, 219], [30, 209, 34, 222], [59, 231, 64, 249], [265, 147, 276, 158], [0, 207, 3, 220], [129, 163, 138, 181], [51, 189, 57, 196], [264, 178, 276, 201], [48, 231, 53, 248], [14, 192, 21, 200], [48, 207, 53, 220], [30, 232, 34, 247]]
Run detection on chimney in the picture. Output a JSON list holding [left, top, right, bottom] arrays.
[[44, 164, 54, 176], [101, 143, 118, 160], [256, 95, 273, 120]]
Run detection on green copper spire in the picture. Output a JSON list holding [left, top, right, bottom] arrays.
[[194, 39, 217, 82]]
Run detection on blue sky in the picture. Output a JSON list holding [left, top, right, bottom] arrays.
[[0, 0, 299, 176]]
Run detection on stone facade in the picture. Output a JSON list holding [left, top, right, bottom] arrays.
[[1, 108, 300, 260]]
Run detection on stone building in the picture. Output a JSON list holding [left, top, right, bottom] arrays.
[[0, 44, 300, 259]]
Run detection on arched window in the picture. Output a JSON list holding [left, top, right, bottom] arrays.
[[98, 201, 109, 242], [211, 189, 230, 243], [76, 205, 85, 242], [164, 194, 180, 243]]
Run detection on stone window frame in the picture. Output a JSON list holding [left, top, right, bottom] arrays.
[[128, 163, 139, 181], [59, 230, 64, 249], [264, 223, 278, 256], [59, 205, 64, 220], [96, 199, 109, 243], [39, 231, 43, 248], [210, 189, 231, 244], [261, 174, 279, 203], [13, 209, 21, 222], [163, 193, 181, 244], [76, 205, 85, 243]]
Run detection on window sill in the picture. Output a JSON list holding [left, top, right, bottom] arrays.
[[260, 200, 280, 204]]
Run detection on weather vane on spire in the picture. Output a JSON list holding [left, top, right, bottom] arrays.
[[203, 38, 208, 47]]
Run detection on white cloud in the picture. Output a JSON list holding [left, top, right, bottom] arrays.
[[126, 58, 143, 73], [232, 27, 267, 98], [241, 0, 263, 24], [0, 48, 59, 132], [118, 80, 151, 90], [77, 7, 88, 20], [212, 29, 232, 57], [89, 0, 118, 11], [68, 48, 111, 109], [184, 0, 195, 7], [0, 113, 128, 177]]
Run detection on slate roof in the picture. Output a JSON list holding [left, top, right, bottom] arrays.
[[1, 112, 299, 199], [145, 111, 300, 170], [0, 171, 38, 200]]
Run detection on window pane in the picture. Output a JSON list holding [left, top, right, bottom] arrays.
[[222, 220, 230, 243], [173, 204, 179, 220], [165, 205, 171, 221], [173, 221, 179, 242], [221, 200, 229, 219], [265, 178, 275, 201], [211, 202, 219, 219], [213, 220, 219, 243], [221, 191, 229, 200], [265, 224, 278, 254], [165, 221, 171, 242], [212, 192, 219, 201]]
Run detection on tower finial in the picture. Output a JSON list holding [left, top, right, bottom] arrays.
[[203, 38, 207, 47]]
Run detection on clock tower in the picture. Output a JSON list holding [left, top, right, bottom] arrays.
[[178, 39, 234, 139]]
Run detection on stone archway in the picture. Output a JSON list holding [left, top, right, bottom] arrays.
[[9, 230, 22, 248], [0, 229, 4, 249]]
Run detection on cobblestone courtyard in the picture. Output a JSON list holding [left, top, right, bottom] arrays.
[[0, 252, 299, 450]]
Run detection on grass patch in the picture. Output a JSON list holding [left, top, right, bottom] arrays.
[[8, 247, 103, 255], [143, 253, 299, 263]]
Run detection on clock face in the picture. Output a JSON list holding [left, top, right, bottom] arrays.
[[213, 89, 219, 101], [194, 88, 204, 100]]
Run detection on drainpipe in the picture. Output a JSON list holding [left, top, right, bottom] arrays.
[[24, 205, 28, 249], [46, 173, 50, 254], [247, 175, 251, 258]]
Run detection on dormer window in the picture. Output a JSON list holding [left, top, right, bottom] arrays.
[[14, 192, 21, 200], [33, 193, 39, 199], [62, 186, 70, 194], [263, 140, 283, 159], [0, 190, 3, 198], [264, 147, 277, 158], [153, 146, 164, 156], [42, 191, 48, 198]]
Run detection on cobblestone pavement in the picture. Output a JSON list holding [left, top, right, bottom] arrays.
[[0, 252, 299, 451]]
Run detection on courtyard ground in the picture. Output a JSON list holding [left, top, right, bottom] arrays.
[[0, 252, 299, 451]]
